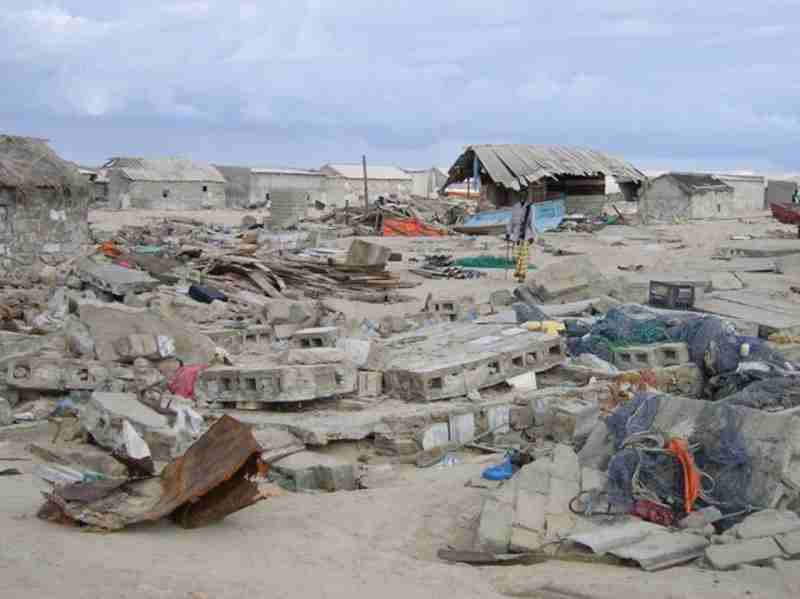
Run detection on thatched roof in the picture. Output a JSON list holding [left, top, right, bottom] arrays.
[[0, 135, 83, 189], [445, 144, 645, 191]]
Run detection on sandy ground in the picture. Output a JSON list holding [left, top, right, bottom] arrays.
[[4, 209, 794, 597], [1, 431, 795, 599]]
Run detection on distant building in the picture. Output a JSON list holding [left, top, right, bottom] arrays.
[[766, 179, 798, 206], [251, 167, 325, 208], [214, 165, 254, 209], [443, 145, 644, 216], [78, 167, 109, 203], [320, 163, 412, 207], [104, 157, 226, 210], [0, 135, 90, 265], [714, 174, 765, 212], [403, 167, 448, 199], [640, 173, 735, 222]]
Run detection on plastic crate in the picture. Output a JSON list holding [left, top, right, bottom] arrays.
[[648, 281, 695, 309]]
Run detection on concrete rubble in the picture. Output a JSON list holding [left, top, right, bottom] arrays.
[[1, 200, 800, 595]]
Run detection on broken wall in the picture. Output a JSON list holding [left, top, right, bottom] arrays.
[[640, 177, 691, 223], [0, 184, 90, 267]]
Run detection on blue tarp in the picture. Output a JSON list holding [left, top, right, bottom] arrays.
[[460, 197, 566, 233]]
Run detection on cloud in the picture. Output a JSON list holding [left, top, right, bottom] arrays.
[[0, 0, 797, 174]]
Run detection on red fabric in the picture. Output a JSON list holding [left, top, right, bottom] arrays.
[[632, 499, 675, 527], [667, 438, 702, 513], [382, 218, 446, 237], [168, 365, 208, 399]]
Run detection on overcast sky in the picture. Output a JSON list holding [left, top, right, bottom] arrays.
[[2, 1, 799, 174]]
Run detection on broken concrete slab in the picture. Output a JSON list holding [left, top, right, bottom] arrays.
[[335, 337, 384, 370], [280, 348, 347, 365], [0, 397, 12, 426], [113, 334, 175, 362], [526, 256, 607, 303], [251, 428, 305, 463], [519, 383, 609, 443], [79, 301, 216, 365], [79, 392, 179, 462], [345, 239, 391, 267], [356, 370, 382, 398], [705, 537, 783, 570], [610, 531, 709, 571], [196, 363, 357, 404], [419, 422, 450, 450], [217, 398, 515, 447], [271, 450, 357, 492], [775, 253, 800, 276], [290, 327, 339, 349], [476, 485, 515, 553], [448, 412, 475, 444], [717, 239, 800, 258], [5, 356, 110, 392], [380, 321, 565, 401], [775, 530, 800, 557], [679, 506, 724, 530], [76, 259, 159, 296], [734, 510, 800, 540], [570, 520, 665, 554]]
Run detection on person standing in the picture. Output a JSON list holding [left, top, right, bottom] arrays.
[[505, 195, 538, 282]]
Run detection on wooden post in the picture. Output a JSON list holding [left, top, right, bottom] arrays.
[[362, 155, 369, 211]]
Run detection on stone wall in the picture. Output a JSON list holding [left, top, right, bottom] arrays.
[[107, 172, 225, 210], [640, 177, 691, 223], [0, 184, 90, 267], [689, 189, 737, 219]]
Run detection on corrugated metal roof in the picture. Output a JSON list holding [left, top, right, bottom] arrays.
[[322, 163, 412, 181], [659, 172, 734, 195], [252, 167, 323, 176], [445, 144, 645, 191], [105, 157, 225, 183]]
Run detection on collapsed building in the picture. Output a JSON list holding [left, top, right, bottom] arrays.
[[0, 135, 91, 267], [104, 157, 226, 210], [443, 144, 645, 216]]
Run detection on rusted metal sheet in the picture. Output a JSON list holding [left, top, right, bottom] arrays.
[[38, 416, 267, 530], [144, 415, 263, 524]]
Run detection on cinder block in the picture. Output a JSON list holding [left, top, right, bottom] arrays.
[[196, 363, 356, 404], [290, 327, 339, 349], [613, 342, 690, 370], [381, 322, 565, 402], [357, 370, 383, 398], [6, 357, 110, 392], [449, 412, 475, 444], [705, 538, 782, 570]]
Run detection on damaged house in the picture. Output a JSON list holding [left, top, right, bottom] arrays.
[[443, 145, 644, 216], [640, 173, 736, 222], [320, 163, 412, 207], [105, 157, 226, 210], [0, 135, 90, 266]]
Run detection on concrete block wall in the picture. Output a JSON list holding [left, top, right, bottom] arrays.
[[0, 186, 90, 267]]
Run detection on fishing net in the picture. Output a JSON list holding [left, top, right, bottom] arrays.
[[605, 393, 754, 527], [718, 376, 800, 410], [453, 255, 536, 270]]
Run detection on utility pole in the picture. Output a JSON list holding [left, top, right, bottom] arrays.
[[362, 155, 369, 211]]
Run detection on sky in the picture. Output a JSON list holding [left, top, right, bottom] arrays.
[[1, 1, 799, 175]]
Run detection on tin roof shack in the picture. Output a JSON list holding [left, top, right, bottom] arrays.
[[641, 173, 736, 223], [715, 173, 766, 212], [320, 163, 412, 208], [252, 167, 325, 208], [0, 135, 90, 267], [105, 158, 226, 210], [443, 145, 644, 216]]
